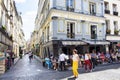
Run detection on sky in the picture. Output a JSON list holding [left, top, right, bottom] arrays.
[[14, 0, 39, 41]]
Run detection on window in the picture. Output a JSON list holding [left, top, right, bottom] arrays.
[[113, 4, 118, 16], [67, 22, 75, 38], [104, 2, 110, 14], [89, 2, 96, 15], [114, 21, 119, 35], [106, 20, 110, 34], [91, 25, 97, 39], [66, 0, 74, 11], [113, 4, 117, 12], [104, 2, 109, 10], [114, 21, 118, 30], [106, 20, 110, 30]]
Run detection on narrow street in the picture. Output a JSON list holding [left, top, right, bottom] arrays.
[[0, 55, 120, 80], [0, 55, 57, 80]]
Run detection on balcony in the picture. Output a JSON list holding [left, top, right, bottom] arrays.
[[113, 11, 118, 16], [90, 12, 96, 16], [67, 33, 75, 38], [105, 9, 110, 14], [66, 7, 74, 12], [91, 34, 97, 39]]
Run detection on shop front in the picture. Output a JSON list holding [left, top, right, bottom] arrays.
[[42, 40, 87, 58], [83, 40, 110, 53], [0, 28, 13, 74], [106, 35, 120, 52]]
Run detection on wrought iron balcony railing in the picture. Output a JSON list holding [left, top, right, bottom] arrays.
[[105, 9, 110, 14], [113, 11, 118, 16], [67, 33, 75, 38]]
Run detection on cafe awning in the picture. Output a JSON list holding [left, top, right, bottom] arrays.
[[83, 40, 110, 45], [62, 40, 87, 45]]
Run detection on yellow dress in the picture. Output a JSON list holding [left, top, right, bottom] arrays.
[[72, 54, 79, 77]]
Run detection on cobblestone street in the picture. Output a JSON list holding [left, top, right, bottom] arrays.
[[0, 55, 120, 80]]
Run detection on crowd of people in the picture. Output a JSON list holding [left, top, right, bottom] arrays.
[[27, 49, 120, 80], [43, 49, 120, 72]]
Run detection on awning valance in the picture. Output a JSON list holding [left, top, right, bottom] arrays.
[[62, 40, 87, 45], [107, 40, 120, 42], [83, 40, 110, 45]]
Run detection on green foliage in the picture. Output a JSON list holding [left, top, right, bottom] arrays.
[[114, 30, 119, 35], [2, 25, 6, 30], [106, 29, 111, 34]]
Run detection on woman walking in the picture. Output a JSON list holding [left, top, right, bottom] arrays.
[[72, 49, 80, 80], [84, 52, 92, 72]]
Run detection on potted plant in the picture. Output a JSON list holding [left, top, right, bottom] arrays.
[[114, 30, 119, 35], [2, 25, 6, 31], [106, 29, 111, 34]]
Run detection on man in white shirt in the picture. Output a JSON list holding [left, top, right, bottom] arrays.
[[59, 52, 66, 71]]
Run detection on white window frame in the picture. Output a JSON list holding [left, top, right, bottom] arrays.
[[89, 2, 96, 15], [90, 23, 98, 39]]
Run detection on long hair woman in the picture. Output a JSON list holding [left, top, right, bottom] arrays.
[[72, 49, 80, 79]]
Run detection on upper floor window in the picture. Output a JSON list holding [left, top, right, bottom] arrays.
[[104, 2, 110, 14], [114, 21, 119, 35], [113, 4, 117, 12], [104, 2, 109, 10], [66, 0, 74, 12], [106, 20, 111, 34], [67, 22, 75, 38], [89, 2, 96, 15], [114, 21, 118, 30], [106, 20, 110, 30], [113, 4, 118, 16], [91, 25, 97, 39]]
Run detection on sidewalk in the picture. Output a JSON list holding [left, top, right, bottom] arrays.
[[61, 64, 120, 80]]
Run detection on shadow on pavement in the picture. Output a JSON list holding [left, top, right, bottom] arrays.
[[67, 77, 76, 80]]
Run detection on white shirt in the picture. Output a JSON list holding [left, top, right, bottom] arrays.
[[72, 54, 79, 61], [59, 53, 66, 61], [85, 54, 89, 60]]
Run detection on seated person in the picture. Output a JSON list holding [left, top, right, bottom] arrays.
[[45, 57, 52, 69]]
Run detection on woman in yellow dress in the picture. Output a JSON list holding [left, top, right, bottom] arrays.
[[72, 49, 81, 79]]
